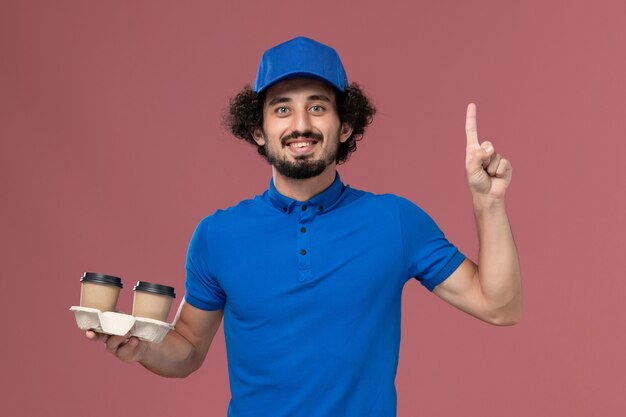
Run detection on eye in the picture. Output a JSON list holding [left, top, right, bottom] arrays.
[[310, 105, 325, 113], [275, 107, 289, 115]]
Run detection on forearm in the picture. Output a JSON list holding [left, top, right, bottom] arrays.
[[138, 329, 203, 378], [473, 195, 522, 324], [137, 301, 222, 377]]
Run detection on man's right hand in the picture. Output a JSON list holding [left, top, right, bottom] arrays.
[[86, 331, 150, 363], [82, 301, 224, 378]]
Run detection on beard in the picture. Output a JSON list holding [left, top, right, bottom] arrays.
[[262, 131, 340, 180], [266, 152, 331, 179]]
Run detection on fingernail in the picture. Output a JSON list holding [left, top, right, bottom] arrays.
[[485, 146, 493, 153]]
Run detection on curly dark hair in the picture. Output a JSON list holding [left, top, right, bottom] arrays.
[[224, 82, 376, 164]]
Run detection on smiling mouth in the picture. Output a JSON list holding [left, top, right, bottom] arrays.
[[288, 140, 317, 148], [286, 140, 318, 154]]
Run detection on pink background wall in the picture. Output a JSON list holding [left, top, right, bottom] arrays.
[[1, 0, 625, 415]]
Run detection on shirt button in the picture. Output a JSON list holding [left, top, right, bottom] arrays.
[[283, 207, 287, 212], [300, 249, 307, 255], [318, 205, 324, 211], [302, 205, 307, 211], [300, 227, 306, 233]]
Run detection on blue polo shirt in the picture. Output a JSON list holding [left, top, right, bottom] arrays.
[[185, 171, 466, 417]]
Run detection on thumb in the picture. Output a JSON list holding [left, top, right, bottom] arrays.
[[85, 330, 108, 342], [467, 141, 494, 173]]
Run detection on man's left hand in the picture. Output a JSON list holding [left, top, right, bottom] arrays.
[[465, 103, 512, 200]]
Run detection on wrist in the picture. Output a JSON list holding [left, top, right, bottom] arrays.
[[472, 193, 506, 212]]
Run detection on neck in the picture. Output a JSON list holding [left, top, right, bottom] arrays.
[[272, 164, 337, 202]]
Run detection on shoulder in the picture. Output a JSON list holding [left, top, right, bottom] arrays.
[[352, 189, 427, 214], [360, 191, 442, 234], [339, 187, 436, 227], [193, 196, 260, 235]]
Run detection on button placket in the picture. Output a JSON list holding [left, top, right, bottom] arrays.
[[297, 203, 314, 281]]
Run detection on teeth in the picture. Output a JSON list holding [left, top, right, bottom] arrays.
[[290, 142, 313, 148]]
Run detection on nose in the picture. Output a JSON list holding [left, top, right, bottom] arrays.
[[293, 108, 313, 133]]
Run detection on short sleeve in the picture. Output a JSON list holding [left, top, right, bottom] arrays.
[[184, 217, 226, 310], [395, 196, 466, 291]]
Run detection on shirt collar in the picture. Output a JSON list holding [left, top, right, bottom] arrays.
[[265, 171, 345, 214]]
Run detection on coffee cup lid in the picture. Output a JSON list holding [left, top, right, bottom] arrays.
[[133, 281, 176, 298], [80, 272, 123, 288]]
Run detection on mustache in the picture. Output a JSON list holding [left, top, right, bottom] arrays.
[[281, 131, 323, 146]]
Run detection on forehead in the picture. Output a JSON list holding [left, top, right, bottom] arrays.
[[264, 78, 336, 103]]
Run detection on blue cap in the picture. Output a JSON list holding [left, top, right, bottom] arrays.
[[253, 36, 348, 93]]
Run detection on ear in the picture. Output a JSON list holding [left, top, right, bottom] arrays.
[[252, 128, 266, 146], [339, 123, 353, 143]]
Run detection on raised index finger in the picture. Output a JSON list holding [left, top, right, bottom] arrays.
[[465, 103, 479, 147]]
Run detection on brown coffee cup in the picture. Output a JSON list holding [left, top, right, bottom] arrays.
[[79, 272, 123, 312], [132, 281, 176, 322]]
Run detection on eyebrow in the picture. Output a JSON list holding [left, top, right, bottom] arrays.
[[268, 94, 332, 106]]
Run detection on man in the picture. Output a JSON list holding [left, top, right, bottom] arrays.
[[87, 36, 521, 416]]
